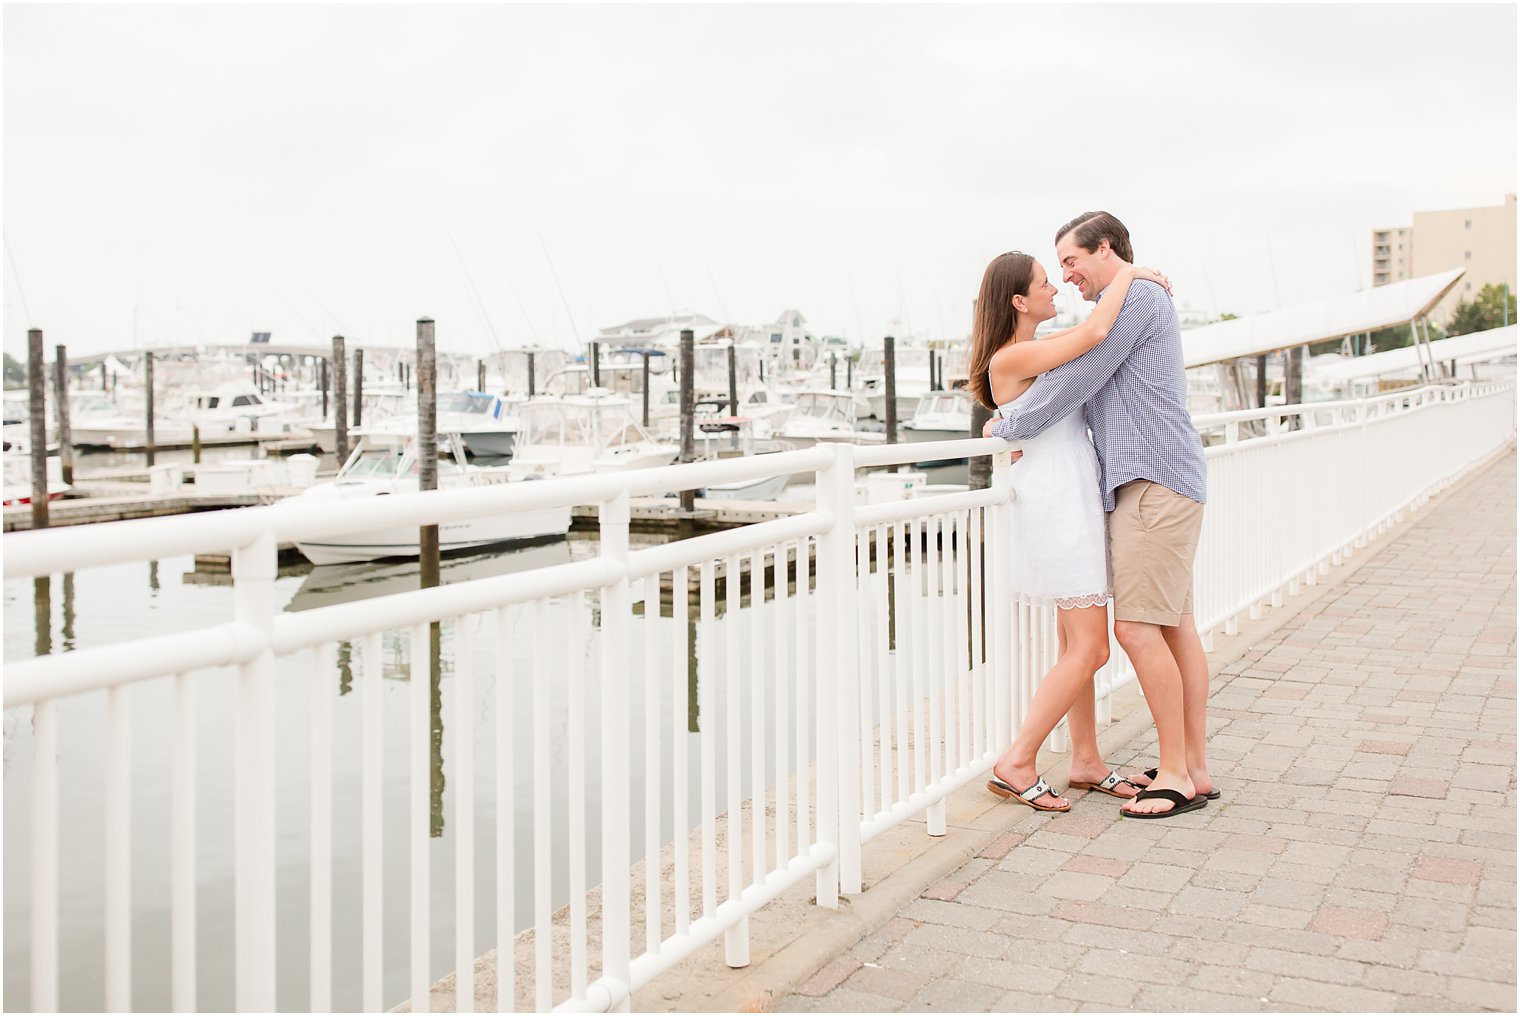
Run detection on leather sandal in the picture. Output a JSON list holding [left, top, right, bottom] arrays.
[[1068, 770, 1143, 799], [987, 773, 1069, 812]]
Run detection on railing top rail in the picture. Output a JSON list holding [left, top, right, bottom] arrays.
[[851, 436, 1007, 468], [1192, 378, 1510, 430]]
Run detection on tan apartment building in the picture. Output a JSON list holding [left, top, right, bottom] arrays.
[[1371, 225, 1413, 286], [1373, 193, 1518, 326]]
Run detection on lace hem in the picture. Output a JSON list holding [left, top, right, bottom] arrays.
[[1015, 591, 1112, 610]]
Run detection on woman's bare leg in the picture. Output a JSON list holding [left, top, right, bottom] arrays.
[[992, 603, 1110, 808]]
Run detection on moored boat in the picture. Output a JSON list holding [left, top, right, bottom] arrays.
[[290, 429, 570, 565]]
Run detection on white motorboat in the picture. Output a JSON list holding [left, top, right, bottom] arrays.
[[2, 447, 71, 505], [775, 390, 887, 449], [290, 430, 571, 565], [440, 390, 523, 458], [693, 416, 796, 501], [340, 391, 525, 459], [901, 389, 974, 465], [506, 390, 680, 480], [70, 380, 306, 449], [307, 387, 413, 454], [855, 346, 932, 420]]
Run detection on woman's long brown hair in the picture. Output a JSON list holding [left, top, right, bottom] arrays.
[[966, 251, 1036, 410]]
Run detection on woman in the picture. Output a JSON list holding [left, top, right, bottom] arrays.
[[968, 251, 1169, 812]]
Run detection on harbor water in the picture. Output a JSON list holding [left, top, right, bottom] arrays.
[[3, 534, 829, 1012]]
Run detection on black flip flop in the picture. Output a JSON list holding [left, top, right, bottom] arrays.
[[1137, 767, 1221, 801], [1120, 787, 1208, 820]]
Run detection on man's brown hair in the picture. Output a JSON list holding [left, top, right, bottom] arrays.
[[1055, 211, 1134, 263]]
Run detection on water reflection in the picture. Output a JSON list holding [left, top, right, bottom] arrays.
[[430, 621, 445, 838], [336, 641, 355, 696], [148, 559, 159, 593], [32, 577, 49, 656], [61, 573, 75, 652]]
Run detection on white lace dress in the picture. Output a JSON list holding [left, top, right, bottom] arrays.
[[996, 404, 1112, 609]]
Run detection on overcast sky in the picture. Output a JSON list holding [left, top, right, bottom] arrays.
[[4, 3, 1515, 360]]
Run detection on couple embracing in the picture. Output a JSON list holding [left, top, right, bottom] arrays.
[[970, 211, 1213, 820]]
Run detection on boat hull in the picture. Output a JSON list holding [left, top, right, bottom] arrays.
[[700, 473, 791, 501], [460, 429, 518, 459], [900, 423, 973, 466], [865, 393, 922, 421], [293, 505, 572, 565]]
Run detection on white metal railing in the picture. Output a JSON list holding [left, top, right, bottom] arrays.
[[3, 379, 1513, 1013]]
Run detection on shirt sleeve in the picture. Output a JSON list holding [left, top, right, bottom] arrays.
[[990, 281, 1163, 441]]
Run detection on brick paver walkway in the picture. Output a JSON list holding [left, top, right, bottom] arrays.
[[776, 452, 1517, 1013]]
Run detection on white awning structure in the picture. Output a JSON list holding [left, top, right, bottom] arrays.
[[1311, 325, 1517, 382], [1181, 268, 1465, 368]]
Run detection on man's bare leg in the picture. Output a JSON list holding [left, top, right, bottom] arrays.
[[1127, 617, 1214, 796], [1113, 619, 1194, 815]]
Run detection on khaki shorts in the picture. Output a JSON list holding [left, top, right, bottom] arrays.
[[1109, 480, 1205, 627]]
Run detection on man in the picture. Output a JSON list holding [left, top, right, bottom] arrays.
[[987, 211, 1213, 818]]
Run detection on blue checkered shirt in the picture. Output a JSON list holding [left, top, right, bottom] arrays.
[[990, 278, 1206, 512]]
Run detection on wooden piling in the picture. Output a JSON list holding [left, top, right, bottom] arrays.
[[53, 344, 73, 484], [417, 318, 440, 588], [193, 425, 201, 464], [829, 351, 838, 390], [969, 401, 992, 490], [477, 360, 486, 392], [352, 348, 364, 428], [332, 336, 349, 464], [1284, 346, 1303, 406], [526, 350, 537, 397], [641, 351, 651, 427], [27, 329, 48, 529], [883, 335, 898, 444], [591, 340, 601, 388], [727, 342, 739, 416], [319, 357, 329, 418], [144, 351, 156, 467], [1255, 353, 1268, 408], [679, 329, 695, 513]]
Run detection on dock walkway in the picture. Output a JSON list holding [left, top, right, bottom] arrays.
[[768, 450, 1516, 1013]]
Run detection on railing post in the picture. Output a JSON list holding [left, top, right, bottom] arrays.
[[811, 443, 856, 903], [599, 490, 633, 1008], [32, 697, 58, 1013], [231, 531, 277, 1012], [990, 448, 1014, 749], [830, 442, 863, 894]]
